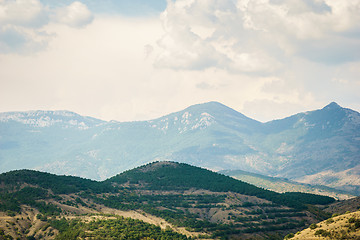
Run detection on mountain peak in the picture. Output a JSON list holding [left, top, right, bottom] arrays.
[[184, 101, 232, 112], [323, 102, 342, 110], [182, 101, 257, 122]]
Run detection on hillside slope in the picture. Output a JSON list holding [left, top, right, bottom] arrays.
[[0, 162, 337, 240], [220, 169, 354, 200], [287, 211, 360, 240]]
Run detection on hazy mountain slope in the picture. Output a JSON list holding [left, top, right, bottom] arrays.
[[0, 102, 359, 195], [220, 169, 354, 200], [254, 103, 360, 194]]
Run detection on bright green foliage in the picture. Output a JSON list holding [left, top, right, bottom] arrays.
[[309, 223, 318, 229], [284, 233, 294, 239]]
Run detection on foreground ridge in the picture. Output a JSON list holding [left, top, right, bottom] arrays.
[[0, 162, 338, 239]]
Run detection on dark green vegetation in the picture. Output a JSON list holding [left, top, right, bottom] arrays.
[[0, 161, 337, 239], [0, 170, 114, 194], [0, 169, 114, 215], [109, 162, 335, 208], [51, 215, 188, 240]]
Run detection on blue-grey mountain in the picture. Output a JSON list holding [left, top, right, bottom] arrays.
[[0, 102, 359, 195]]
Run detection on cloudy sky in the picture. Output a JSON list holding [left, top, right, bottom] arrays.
[[1, 0, 359, 122]]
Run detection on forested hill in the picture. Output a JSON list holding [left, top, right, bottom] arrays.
[[0, 169, 114, 194], [108, 161, 335, 208], [0, 162, 334, 239], [0, 162, 335, 209], [0, 161, 337, 239]]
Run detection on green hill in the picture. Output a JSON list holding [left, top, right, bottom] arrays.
[[0, 161, 337, 240], [108, 161, 335, 209]]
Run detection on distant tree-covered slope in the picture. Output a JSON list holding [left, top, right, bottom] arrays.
[[0, 169, 114, 194], [220, 169, 354, 200]]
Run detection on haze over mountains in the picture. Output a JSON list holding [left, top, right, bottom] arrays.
[[0, 102, 359, 195]]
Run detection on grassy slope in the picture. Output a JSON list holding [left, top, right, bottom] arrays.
[[287, 211, 360, 239]]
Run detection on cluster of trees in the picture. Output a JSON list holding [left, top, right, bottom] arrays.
[[0, 186, 61, 215], [0, 229, 13, 240], [51, 216, 189, 240], [282, 192, 335, 205], [0, 169, 115, 194]]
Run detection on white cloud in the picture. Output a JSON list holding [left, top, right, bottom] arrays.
[[0, 0, 48, 27], [54, 1, 94, 28], [155, 0, 360, 72], [0, 0, 94, 54]]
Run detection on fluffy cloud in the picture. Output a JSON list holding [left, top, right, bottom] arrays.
[[54, 1, 94, 28], [0, 0, 48, 27], [155, 0, 360, 72], [0, 0, 93, 54]]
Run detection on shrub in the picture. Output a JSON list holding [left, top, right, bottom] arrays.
[[326, 218, 334, 224], [309, 223, 318, 229], [315, 229, 330, 237], [284, 233, 295, 239]]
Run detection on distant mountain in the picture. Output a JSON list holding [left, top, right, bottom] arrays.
[[0, 102, 359, 195]]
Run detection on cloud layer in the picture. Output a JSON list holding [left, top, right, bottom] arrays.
[[155, 0, 360, 72], [0, 0, 359, 122], [0, 0, 93, 53]]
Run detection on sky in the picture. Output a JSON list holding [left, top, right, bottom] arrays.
[[0, 0, 360, 122]]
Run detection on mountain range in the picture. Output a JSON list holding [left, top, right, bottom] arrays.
[[0, 101, 359, 195]]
